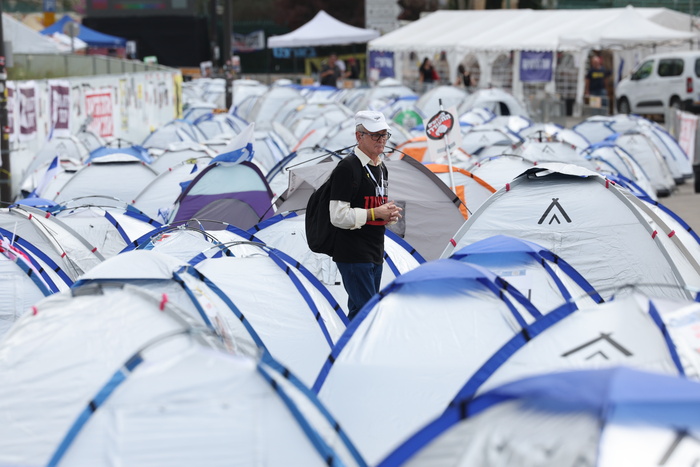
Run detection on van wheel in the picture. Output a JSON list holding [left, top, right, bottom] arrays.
[[617, 97, 630, 114], [670, 97, 682, 110]]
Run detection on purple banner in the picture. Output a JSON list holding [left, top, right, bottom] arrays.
[[369, 51, 395, 79], [50, 80, 71, 137], [520, 50, 553, 82], [19, 82, 37, 141]]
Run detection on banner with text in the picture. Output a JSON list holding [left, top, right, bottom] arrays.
[[369, 51, 395, 79], [85, 88, 114, 138], [18, 81, 37, 142], [520, 50, 553, 83], [7, 82, 16, 144], [49, 80, 71, 138]]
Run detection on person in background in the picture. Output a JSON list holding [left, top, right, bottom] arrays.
[[585, 55, 612, 112], [329, 110, 402, 320], [320, 53, 342, 88], [418, 57, 438, 91], [455, 64, 472, 89], [345, 57, 360, 80]]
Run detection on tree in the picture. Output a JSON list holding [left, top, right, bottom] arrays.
[[272, 0, 364, 29], [397, 0, 439, 21]]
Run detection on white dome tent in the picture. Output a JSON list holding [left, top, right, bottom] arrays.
[[314, 260, 541, 464], [443, 164, 699, 301]]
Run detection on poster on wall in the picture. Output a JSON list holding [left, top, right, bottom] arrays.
[[85, 88, 114, 138], [369, 50, 395, 79], [119, 78, 129, 132], [6, 82, 16, 143], [520, 50, 553, 82], [18, 81, 38, 142], [49, 80, 71, 138]]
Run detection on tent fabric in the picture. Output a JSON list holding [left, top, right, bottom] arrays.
[[51, 342, 365, 467], [369, 8, 696, 55], [0, 284, 214, 467], [379, 367, 700, 467], [40, 15, 127, 47], [451, 235, 602, 311], [276, 155, 466, 261], [250, 211, 424, 309], [267, 10, 379, 48], [450, 293, 691, 404], [314, 259, 540, 464], [443, 163, 697, 301], [169, 161, 275, 230]]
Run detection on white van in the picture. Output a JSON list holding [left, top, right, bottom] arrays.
[[615, 51, 700, 115]]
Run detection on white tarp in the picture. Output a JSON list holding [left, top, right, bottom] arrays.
[[267, 10, 379, 48]]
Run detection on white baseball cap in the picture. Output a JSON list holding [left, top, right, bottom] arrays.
[[354, 110, 391, 133]]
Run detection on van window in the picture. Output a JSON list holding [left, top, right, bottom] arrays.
[[657, 58, 684, 77], [632, 60, 654, 80]]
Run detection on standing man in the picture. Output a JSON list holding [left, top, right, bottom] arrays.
[[329, 111, 402, 320], [320, 53, 342, 88], [585, 55, 611, 112]]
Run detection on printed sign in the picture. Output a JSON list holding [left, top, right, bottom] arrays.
[[369, 50, 395, 79], [678, 111, 698, 163], [6, 82, 15, 143], [18, 81, 37, 142], [424, 106, 462, 163], [426, 110, 454, 140], [520, 50, 553, 83], [85, 88, 114, 137], [49, 80, 71, 138]]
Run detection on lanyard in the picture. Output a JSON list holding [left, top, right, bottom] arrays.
[[365, 164, 385, 197]]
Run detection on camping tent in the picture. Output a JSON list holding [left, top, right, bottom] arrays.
[[267, 10, 379, 48], [41, 15, 127, 48]]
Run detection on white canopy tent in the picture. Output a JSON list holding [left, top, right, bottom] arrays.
[[368, 7, 698, 116], [2, 13, 68, 54], [267, 10, 379, 48]]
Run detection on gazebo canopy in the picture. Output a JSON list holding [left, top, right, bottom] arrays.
[[267, 10, 379, 48]]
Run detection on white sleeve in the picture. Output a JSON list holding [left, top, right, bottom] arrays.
[[330, 200, 366, 230]]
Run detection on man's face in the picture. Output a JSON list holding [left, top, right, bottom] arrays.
[[356, 129, 389, 159]]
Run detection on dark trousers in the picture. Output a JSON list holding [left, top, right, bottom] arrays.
[[336, 262, 383, 320]]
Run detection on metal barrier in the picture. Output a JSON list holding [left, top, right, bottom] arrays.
[[8, 54, 173, 80]]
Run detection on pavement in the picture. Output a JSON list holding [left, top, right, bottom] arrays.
[[661, 179, 700, 232]]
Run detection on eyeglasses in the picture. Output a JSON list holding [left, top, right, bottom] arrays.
[[359, 131, 391, 142]]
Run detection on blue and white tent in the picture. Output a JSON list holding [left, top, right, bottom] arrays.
[[445, 292, 700, 404], [451, 235, 603, 311], [314, 259, 540, 464], [48, 341, 367, 467], [250, 211, 425, 310], [443, 163, 698, 301], [380, 367, 700, 467]]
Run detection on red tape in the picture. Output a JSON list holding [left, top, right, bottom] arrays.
[[652, 230, 658, 239], [32, 306, 38, 316], [449, 238, 456, 247], [159, 294, 168, 311], [668, 230, 676, 238], [505, 183, 510, 192]]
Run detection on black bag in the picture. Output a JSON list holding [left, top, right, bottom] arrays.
[[305, 177, 337, 256], [305, 157, 363, 256]]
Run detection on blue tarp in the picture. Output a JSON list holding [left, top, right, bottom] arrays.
[[41, 15, 127, 48]]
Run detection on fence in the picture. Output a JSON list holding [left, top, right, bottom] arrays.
[[9, 54, 173, 80]]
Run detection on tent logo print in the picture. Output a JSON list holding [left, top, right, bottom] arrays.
[[560, 332, 633, 360], [538, 198, 571, 225]]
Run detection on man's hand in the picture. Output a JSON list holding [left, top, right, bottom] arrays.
[[374, 201, 403, 223]]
